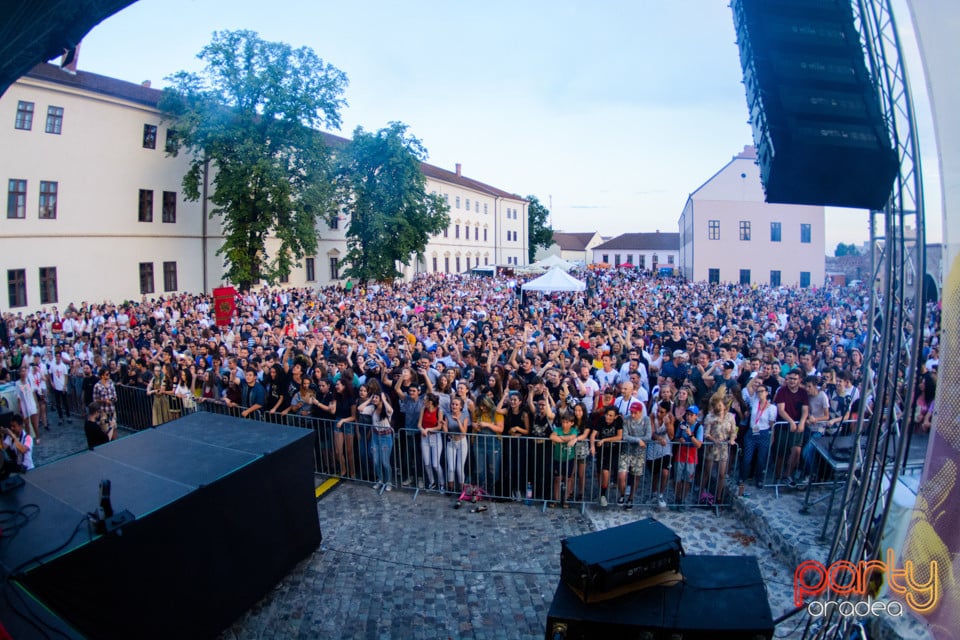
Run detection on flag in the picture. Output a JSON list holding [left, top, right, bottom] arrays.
[[213, 287, 237, 327]]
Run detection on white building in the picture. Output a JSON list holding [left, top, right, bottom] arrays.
[[590, 232, 679, 271], [677, 146, 825, 286], [1, 63, 528, 311], [535, 231, 603, 265]]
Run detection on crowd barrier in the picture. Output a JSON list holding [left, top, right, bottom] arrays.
[[54, 381, 864, 512]]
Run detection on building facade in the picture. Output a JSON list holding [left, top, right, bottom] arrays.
[[590, 232, 679, 271], [534, 231, 603, 265], [1, 64, 527, 311], [678, 146, 825, 287]]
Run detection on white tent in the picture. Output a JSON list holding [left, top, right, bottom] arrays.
[[521, 266, 586, 292], [531, 254, 575, 272]]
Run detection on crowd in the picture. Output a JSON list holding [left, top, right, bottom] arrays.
[[0, 268, 941, 508]]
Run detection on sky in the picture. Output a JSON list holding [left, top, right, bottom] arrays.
[[74, 0, 942, 252]]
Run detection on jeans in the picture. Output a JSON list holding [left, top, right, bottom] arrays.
[[740, 429, 771, 484], [370, 431, 394, 485], [800, 431, 824, 478], [421, 432, 444, 487], [472, 434, 501, 492], [445, 436, 468, 486]]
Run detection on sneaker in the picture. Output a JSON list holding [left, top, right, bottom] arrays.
[[624, 501, 633, 511], [372, 482, 383, 491], [384, 483, 393, 492], [599, 495, 608, 507], [427, 482, 438, 491], [787, 477, 797, 489], [401, 477, 413, 486], [547, 501, 558, 509], [657, 494, 667, 509], [796, 476, 809, 489], [417, 479, 425, 489], [616, 496, 626, 506]]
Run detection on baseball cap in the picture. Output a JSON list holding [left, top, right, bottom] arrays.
[[629, 403, 644, 413], [685, 405, 700, 415], [723, 360, 736, 369]]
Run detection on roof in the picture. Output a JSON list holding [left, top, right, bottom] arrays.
[[22, 63, 524, 201], [593, 232, 679, 251], [551, 232, 596, 251], [687, 145, 757, 201], [25, 62, 161, 107]]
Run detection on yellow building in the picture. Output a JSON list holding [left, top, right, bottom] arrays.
[[1, 63, 528, 311]]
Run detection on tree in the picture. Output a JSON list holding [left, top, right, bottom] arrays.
[[526, 195, 553, 262], [159, 30, 348, 290], [835, 242, 861, 257], [336, 122, 450, 282]]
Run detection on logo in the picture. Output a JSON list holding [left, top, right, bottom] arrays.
[[794, 549, 939, 618]]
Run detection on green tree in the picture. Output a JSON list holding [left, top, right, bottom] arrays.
[[159, 30, 348, 290], [337, 122, 450, 282], [526, 195, 553, 262], [835, 242, 860, 257]]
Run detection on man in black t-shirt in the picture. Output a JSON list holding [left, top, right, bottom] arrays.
[[84, 402, 114, 449]]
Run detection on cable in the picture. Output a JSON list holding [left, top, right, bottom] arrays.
[[320, 545, 561, 577], [6, 515, 91, 580], [2, 579, 71, 640]]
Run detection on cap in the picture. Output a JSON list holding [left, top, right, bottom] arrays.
[[723, 360, 736, 369], [685, 405, 700, 415], [629, 402, 644, 413], [673, 349, 686, 358]]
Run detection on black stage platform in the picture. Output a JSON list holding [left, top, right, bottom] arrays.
[[546, 555, 774, 639], [0, 413, 321, 639]]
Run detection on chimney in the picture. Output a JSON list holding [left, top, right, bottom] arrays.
[[141, 80, 152, 88], [455, 163, 461, 176]]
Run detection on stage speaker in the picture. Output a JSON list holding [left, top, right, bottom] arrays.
[[732, 0, 899, 210]]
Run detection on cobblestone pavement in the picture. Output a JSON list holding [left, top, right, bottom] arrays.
[[31, 424, 924, 639], [217, 481, 800, 640]]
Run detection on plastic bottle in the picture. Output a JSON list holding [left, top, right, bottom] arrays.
[[525, 481, 533, 505]]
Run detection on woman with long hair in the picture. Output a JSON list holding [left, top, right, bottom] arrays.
[[418, 393, 446, 490], [471, 392, 503, 494], [444, 396, 470, 494], [333, 378, 356, 478], [702, 390, 738, 505], [571, 402, 593, 501]]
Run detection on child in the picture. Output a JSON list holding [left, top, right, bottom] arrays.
[[549, 411, 579, 508], [673, 405, 703, 511]]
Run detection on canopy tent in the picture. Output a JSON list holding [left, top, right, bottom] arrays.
[[530, 254, 576, 272], [521, 267, 586, 293]]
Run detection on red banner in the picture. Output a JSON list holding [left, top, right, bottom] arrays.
[[212, 287, 237, 327]]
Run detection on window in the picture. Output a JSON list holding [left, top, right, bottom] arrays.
[[739, 220, 751, 241], [443, 194, 450, 204], [455, 196, 461, 209], [7, 269, 26, 307], [305, 257, 315, 281], [39, 181, 58, 219], [455, 224, 460, 239], [739, 269, 751, 285], [15, 101, 34, 130], [652, 253, 659, 265], [800, 271, 811, 288], [163, 261, 178, 291], [602, 254, 609, 264], [475, 226, 479, 241], [770, 270, 781, 286], [483, 228, 487, 242], [162, 191, 177, 223], [668, 255, 675, 265], [638, 255, 646, 269], [138, 189, 153, 222], [143, 124, 158, 149], [614, 254, 621, 267], [45, 106, 64, 134], [39, 267, 58, 304], [7, 179, 26, 218], [444, 257, 450, 273], [455, 257, 461, 272], [432, 257, 438, 272], [465, 198, 470, 211], [443, 227, 448, 238], [329, 215, 339, 230], [466, 257, 471, 270], [801, 223, 812, 243], [279, 272, 288, 284], [484, 203, 488, 214], [708, 220, 720, 240], [708, 268, 720, 284], [771, 222, 782, 242], [329, 257, 340, 280], [139, 262, 155, 294], [164, 128, 178, 153]]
